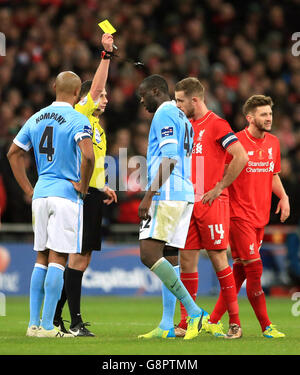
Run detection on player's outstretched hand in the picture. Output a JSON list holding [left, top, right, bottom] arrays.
[[103, 186, 117, 205], [102, 33, 114, 52], [275, 195, 290, 223]]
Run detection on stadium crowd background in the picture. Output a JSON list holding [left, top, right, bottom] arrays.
[[0, 0, 299, 228]]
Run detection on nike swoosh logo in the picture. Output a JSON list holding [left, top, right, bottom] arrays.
[[70, 329, 79, 335], [170, 280, 178, 289]]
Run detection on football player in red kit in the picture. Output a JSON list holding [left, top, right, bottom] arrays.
[[175, 77, 248, 338], [207, 94, 290, 338]]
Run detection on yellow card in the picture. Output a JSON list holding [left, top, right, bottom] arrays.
[[98, 20, 116, 34]]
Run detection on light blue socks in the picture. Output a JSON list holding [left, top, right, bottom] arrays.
[[40, 263, 65, 330], [29, 263, 47, 327], [159, 265, 179, 330], [151, 258, 201, 319]]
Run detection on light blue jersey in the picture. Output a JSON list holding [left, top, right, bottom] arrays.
[[147, 101, 194, 202], [14, 102, 92, 203]]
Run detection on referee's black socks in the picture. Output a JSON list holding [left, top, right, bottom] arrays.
[[54, 268, 67, 323], [65, 266, 84, 328]]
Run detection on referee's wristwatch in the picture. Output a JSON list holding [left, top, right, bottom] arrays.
[[101, 49, 114, 60]]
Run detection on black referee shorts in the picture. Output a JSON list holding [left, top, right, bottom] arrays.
[[81, 187, 106, 254]]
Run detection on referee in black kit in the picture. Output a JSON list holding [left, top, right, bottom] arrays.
[[53, 33, 117, 337]]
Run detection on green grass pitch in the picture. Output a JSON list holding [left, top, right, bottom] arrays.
[[1, 295, 300, 355]]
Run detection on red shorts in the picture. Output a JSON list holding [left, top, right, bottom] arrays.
[[229, 219, 264, 261], [183, 198, 229, 251]]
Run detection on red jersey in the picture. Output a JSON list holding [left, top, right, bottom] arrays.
[[190, 111, 238, 201], [226, 127, 281, 228]]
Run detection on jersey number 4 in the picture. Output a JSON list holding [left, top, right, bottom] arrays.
[[39, 126, 55, 162], [184, 122, 193, 156]]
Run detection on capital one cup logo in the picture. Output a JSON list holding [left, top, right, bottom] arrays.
[[0, 32, 5, 56]]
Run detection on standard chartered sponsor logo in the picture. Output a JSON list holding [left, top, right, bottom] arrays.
[[248, 161, 269, 166], [246, 167, 270, 173], [246, 160, 270, 173]]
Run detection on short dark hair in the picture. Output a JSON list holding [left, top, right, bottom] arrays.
[[243, 95, 274, 115], [80, 80, 92, 98], [140, 74, 169, 95], [175, 77, 205, 99]]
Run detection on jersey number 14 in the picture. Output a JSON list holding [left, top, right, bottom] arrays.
[[208, 224, 225, 240]]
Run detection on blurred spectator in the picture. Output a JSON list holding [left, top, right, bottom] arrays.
[[289, 143, 300, 184], [274, 115, 297, 156], [0, 173, 7, 221], [113, 121, 149, 224], [270, 157, 300, 225], [0, 130, 37, 223], [115, 163, 144, 224], [106, 127, 132, 194], [130, 120, 149, 158]]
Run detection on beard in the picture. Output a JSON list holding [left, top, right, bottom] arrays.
[[253, 119, 272, 132], [184, 105, 195, 119]]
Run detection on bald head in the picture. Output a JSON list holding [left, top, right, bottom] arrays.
[[55, 71, 81, 96]]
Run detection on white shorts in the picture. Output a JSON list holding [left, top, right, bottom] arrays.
[[139, 200, 194, 249], [32, 197, 83, 254]]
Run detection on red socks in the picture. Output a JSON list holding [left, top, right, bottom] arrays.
[[178, 272, 198, 329], [215, 266, 240, 326], [210, 262, 246, 323], [179, 261, 271, 332], [210, 260, 271, 331], [179, 268, 240, 328], [244, 260, 271, 331], [233, 262, 247, 293]]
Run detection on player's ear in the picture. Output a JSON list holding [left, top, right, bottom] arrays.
[[191, 96, 198, 105], [245, 113, 252, 123], [152, 87, 160, 96]]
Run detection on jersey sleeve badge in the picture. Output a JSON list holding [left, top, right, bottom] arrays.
[[161, 126, 174, 137]]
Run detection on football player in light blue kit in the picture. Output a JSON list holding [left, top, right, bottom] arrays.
[[137, 75, 207, 340], [7, 71, 95, 338]]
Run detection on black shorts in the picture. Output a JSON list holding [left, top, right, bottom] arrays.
[[82, 187, 106, 253]]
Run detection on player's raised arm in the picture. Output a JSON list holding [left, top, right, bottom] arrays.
[[89, 33, 114, 103]]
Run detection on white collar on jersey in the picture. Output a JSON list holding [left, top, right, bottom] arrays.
[[51, 101, 73, 107]]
